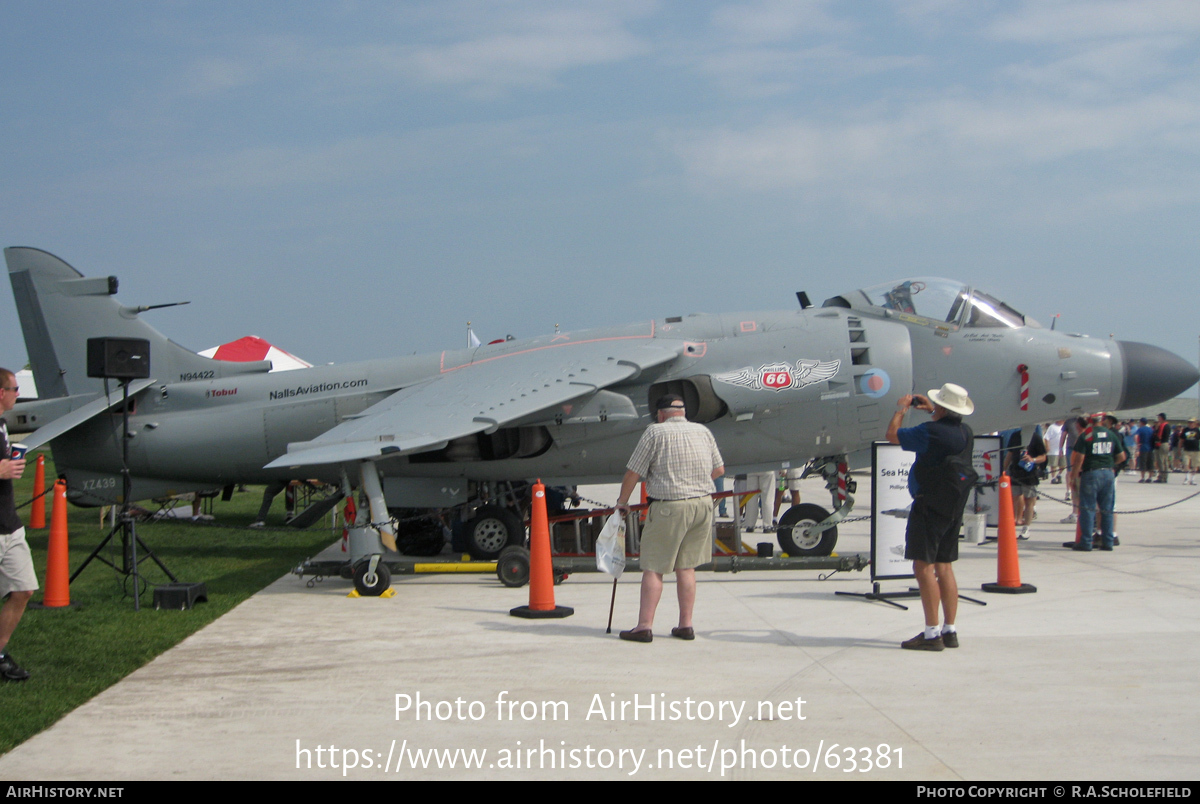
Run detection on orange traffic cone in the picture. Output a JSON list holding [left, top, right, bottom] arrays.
[[1060, 477, 1086, 549], [510, 479, 573, 619], [982, 473, 1036, 594], [42, 479, 71, 607], [29, 454, 46, 529]]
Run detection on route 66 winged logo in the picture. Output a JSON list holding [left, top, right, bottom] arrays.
[[713, 359, 841, 392]]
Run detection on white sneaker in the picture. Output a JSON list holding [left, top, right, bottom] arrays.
[[1060, 513, 1076, 524], [1018, 525, 1030, 540], [249, 521, 266, 529]]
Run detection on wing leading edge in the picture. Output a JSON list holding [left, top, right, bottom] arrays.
[[264, 339, 684, 469]]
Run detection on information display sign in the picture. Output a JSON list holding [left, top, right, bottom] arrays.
[[871, 441, 915, 581]]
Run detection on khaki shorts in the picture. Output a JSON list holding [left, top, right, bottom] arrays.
[[0, 529, 39, 598], [1013, 483, 1038, 499], [639, 497, 713, 574]]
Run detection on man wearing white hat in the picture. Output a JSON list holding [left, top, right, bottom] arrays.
[[886, 383, 976, 652]]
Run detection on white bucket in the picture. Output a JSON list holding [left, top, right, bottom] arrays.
[[964, 513, 988, 544]]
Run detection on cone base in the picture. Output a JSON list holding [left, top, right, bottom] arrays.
[[29, 600, 79, 610], [510, 605, 574, 619], [981, 582, 1037, 594]]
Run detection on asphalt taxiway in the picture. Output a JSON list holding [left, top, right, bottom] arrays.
[[1, 474, 1198, 780]]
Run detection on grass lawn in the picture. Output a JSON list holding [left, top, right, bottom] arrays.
[[0, 452, 340, 755]]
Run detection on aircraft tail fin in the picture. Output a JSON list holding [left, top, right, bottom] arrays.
[[6, 247, 270, 398]]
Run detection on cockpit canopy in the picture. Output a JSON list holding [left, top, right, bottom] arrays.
[[823, 277, 1033, 329]]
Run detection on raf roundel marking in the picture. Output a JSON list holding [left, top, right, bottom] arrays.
[[859, 368, 891, 398]]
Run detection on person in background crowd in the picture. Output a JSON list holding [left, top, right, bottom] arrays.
[[1152, 413, 1172, 483], [1181, 418, 1200, 486], [1136, 418, 1154, 483], [1007, 425, 1047, 540], [1044, 420, 1065, 484], [1061, 416, 1086, 522], [1069, 413, 1125, 552]]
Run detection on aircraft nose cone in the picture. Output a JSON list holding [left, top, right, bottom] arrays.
[[1117, 341, 1200, 410]]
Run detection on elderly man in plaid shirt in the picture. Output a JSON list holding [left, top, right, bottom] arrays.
[[616, 395, 724, 643]]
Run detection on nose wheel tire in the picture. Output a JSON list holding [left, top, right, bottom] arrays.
[[776, 503, 838, 557]]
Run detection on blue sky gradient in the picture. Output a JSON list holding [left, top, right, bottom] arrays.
[[3, 1, 1198, 379]]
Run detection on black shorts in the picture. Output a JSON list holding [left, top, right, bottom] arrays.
[[904, 499, 961, 564]]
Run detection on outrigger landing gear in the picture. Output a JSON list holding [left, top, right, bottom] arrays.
[[345, 461, 398, 596], [352, 554, 391, 596]]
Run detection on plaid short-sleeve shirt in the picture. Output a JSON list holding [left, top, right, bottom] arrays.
[[626, 417, 723, 500]]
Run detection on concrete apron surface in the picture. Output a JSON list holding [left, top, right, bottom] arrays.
[[1, 475, 1198, 780]]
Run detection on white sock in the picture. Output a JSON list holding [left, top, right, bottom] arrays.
[[942, 625, 957, 635], [924, 625, 940, 640]]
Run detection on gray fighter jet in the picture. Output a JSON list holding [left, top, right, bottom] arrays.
[[6, 248, 1197, 562]]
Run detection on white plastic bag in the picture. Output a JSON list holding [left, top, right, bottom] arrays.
[[595, 512, 627, 578]]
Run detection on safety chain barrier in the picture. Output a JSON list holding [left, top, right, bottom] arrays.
[[14, 485, 52, 512], [1034, 483, 1200, 515]]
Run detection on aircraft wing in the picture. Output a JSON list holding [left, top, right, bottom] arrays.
[[16, 379, 157, 450], [264, 340, 683, 469]]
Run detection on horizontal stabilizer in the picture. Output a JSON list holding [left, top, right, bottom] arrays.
[[18, 380, 156, 450]]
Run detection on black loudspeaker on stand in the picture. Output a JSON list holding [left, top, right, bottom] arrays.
[[71, 338, 176, 609]]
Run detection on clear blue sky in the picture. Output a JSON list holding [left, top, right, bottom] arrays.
[[3, 1, 1198, 379]]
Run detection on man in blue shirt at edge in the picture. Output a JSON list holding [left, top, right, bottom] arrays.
[[886, 383, 975, 652]]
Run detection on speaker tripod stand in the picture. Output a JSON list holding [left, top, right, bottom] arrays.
[[69, 378, 177, 610]]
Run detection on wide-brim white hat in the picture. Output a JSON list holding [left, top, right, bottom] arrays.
[[928, 383, 974, 416]]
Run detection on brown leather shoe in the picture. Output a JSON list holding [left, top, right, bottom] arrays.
[[619, 628, 653, 643], [901, 633, 944, 651], [670, 627, 695, 641]]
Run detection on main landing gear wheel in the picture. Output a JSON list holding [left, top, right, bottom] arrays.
[[392, 514, 445, 557], [352, 560, 391, 596], [465, 505, 525, 560], [496, 546, 531, 588], [777, 503, 839, 557]]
